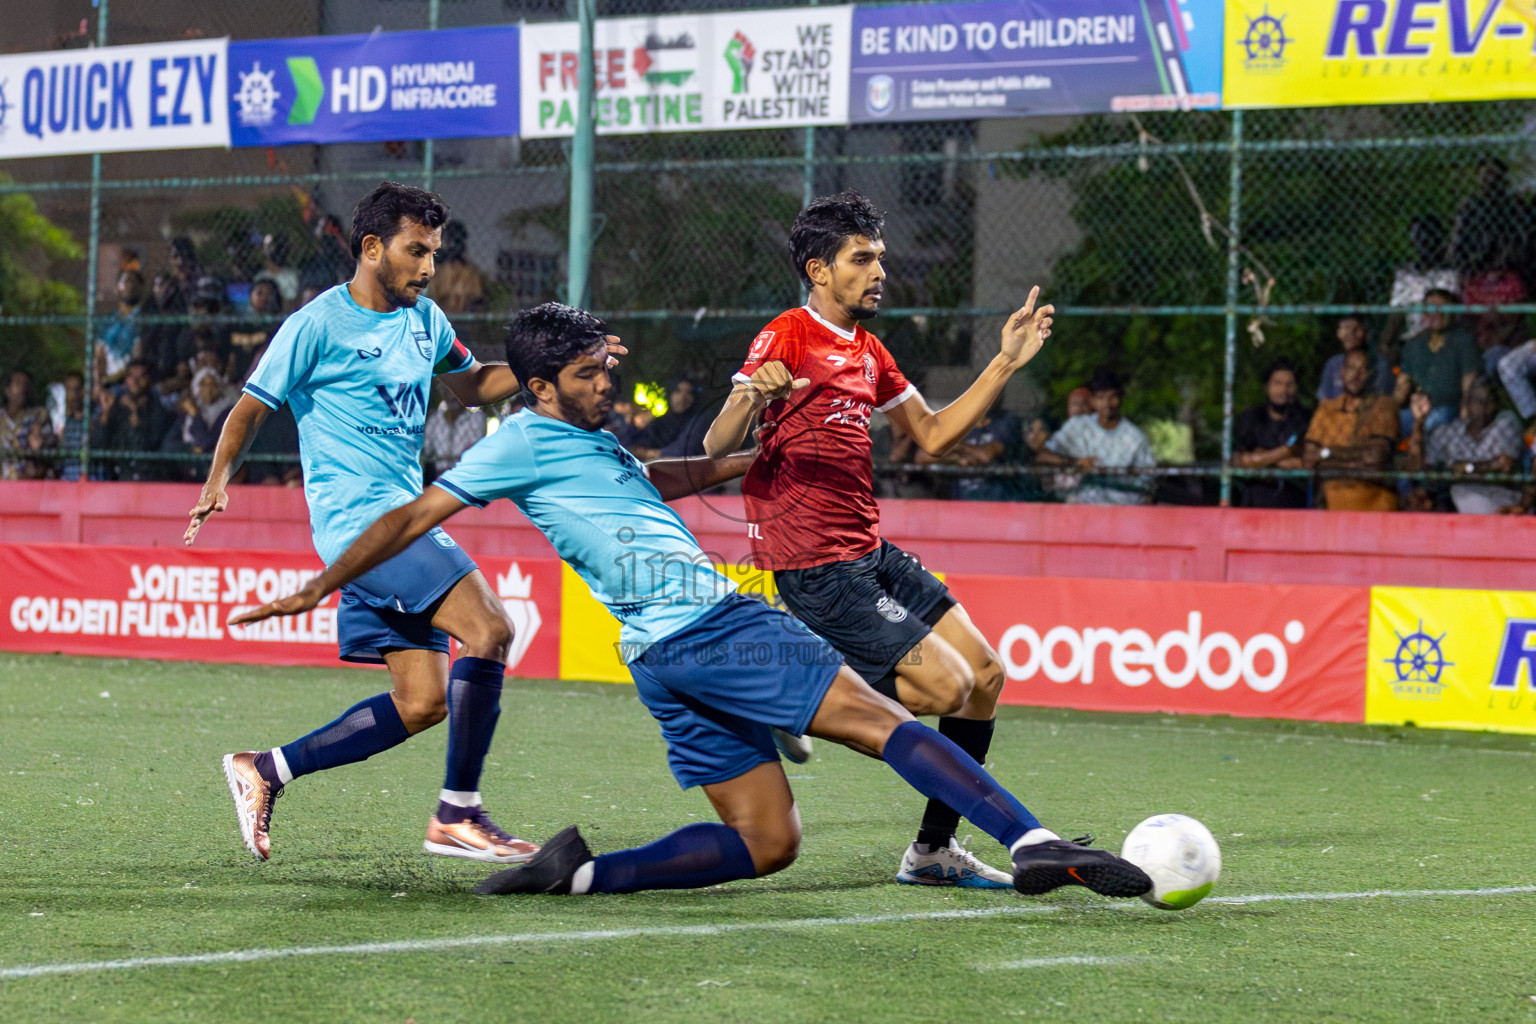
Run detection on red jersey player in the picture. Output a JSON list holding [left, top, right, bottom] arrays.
[[705, 190, 1054, 889]]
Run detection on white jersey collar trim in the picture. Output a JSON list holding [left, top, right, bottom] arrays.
[[801, 304, 857, 342]]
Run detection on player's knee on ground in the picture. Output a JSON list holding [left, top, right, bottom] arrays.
[[393, 691, 448, 731]]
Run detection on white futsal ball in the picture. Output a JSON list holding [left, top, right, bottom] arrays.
[[1119, 814, 1221, 910]]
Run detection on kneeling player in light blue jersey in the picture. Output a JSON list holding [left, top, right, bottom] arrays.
[[231, 303, 1152, 901], [189, 184, 621, 867]]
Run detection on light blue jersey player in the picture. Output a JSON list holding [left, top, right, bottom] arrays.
[[189, 183, 592, 867], [233, 303, 1154, 903]]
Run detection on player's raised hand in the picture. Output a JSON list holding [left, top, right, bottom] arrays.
[[184, 485, 229, 546], [604, 334, 629, 369], [228, 584, 324, 626], [741, 361, 810, 405], [999, 286, 1054, 370]]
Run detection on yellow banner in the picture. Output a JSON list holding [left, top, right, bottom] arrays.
[[1367, 586, 1536, 735], [1225, 1, 1536, 109]]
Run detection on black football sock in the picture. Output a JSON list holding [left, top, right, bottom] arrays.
[[915, 717, 996, 850]]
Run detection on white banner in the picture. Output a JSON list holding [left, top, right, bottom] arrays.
[[520, 7, 850, 138], [0, 39, 229, 159]]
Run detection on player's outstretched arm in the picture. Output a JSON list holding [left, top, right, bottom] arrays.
[[703, 360, 808, 459], [441, 337, 628, 408], [646, 451, 758, 502], [886, 288, 1053, 457], [228, 488, 466, 625], [184, 394, 272, 546]]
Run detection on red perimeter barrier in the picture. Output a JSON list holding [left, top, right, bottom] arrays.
[[947, 574, 1369, 722], [2, 480, 1532, 589]]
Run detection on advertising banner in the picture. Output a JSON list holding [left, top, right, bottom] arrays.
[[520, 6, 851, 138], [227, 26, 518, 147], [850, 0, 1224, 123], [1224, 0, 1536, 109], [948, 574, 1369, 722], [1367, 586, 1536, 735], [0, 544, 560, 678], [0, 39, 228, 159]]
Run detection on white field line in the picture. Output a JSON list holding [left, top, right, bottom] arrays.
[[1052, 720, 1536, 756], [5, 885, 1535, 981], [979, 955, 1149, 971]]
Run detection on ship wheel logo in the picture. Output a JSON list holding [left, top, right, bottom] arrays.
[[1240, 7, 1293, 62], [1384, 619, 1454, 686]]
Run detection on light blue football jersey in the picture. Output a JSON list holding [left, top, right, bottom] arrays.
[[434, 408, 735, 658], [243, 285, 474, 563]]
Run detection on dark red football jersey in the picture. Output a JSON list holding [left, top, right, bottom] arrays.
[[735, 306, 916, 570]]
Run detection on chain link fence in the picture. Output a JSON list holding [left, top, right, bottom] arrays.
[[3, 0, 1535, 507]]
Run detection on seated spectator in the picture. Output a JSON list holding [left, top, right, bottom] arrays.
[[45, 371, 87, 481], [177, 367, 237, 456], [1, 370, 52, 480], [1303, 348, 1400, 511], [139, 270, 189, 383], [1317, 317, 1392, 401], [1448, 157, 1529, 283], [1495, 327, 1536, 420], [1381, 214, 1459, 361], [423, 392, 488, 481], [1036, 366, 1156, 505], [228, 278, 283, 382], [1066, 386, 1092, 419], [1234, 359, 1312, 509], [96, 270, 145, 387], [1405, 375, 1524, 515], [258, 233, 301, 305], [915, 399, 1023, 501], [93, 358, 173, 481], [1463, 272, 1528, 375], [431, 221, 486, 315], [1398, 288, 1480, 435]]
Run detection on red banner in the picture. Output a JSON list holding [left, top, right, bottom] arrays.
[[0, 543, 562, 677], [946, 574, 1369, 723]]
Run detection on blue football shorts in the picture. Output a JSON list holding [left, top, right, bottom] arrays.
[[336, 525, 478, 664]]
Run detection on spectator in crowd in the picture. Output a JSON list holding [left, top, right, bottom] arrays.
[[1066, 386, 1092, 420], [176, 367, 237, 457], [0, 370, 51, 480], [258, 233, 301, 305], [423, 389, 489, 481], [1233, 358, 1313, 509], [604, 397, 643, 448], [1399, 288, 1482, 435], [46, 371, 87, 481], [1466, 273, 1529, 375], [222, 228, 263, 305], [1496, 326, 1536, 421], [140, 270, 189, 382], [188, 275, 231, 369], [297, 284, 325, 309], [301, 212, 355, 289], [1405, 375, 1525, 515], [1036, 366, 1156, 505], [914, 398, 1024, 501], [632, 377, 704, 458], [1303, 348, 1400, 511], [93, 358, 173, 481], [1016, 414, 1062, 502], [1381, 214, 1460, 361], [167, 236, 202, 293], [1317, 316, 1392, 401], [1448, 157, 1531, 282], [228, 278, 283, 382], [96, 269, 146, 388], [430, 221, 486, 315]]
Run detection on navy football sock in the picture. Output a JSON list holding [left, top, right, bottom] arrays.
[[442, 656, 505, 797], [916, 717, 996, 850], [584, 822, 757, 894], [882, 720, 1039, 850], [277, 692, 410, 781]]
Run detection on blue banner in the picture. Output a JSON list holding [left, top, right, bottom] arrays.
[[850, 0, 1224, 123], [227, 26, 518, 147]]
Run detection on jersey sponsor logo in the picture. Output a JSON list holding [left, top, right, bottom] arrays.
[[356, 346, 383, 360], [826, 355, 847, 365], [749, 330, 775, 359], [862, 353, 877, 383], [875, 595, 909, 623], [375, 382, 427, 420], [412, 330, 433, 360], [824, 397, 872, 429]]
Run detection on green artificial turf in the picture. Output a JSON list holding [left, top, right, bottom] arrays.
[[2, 652, 1534, 1023]]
